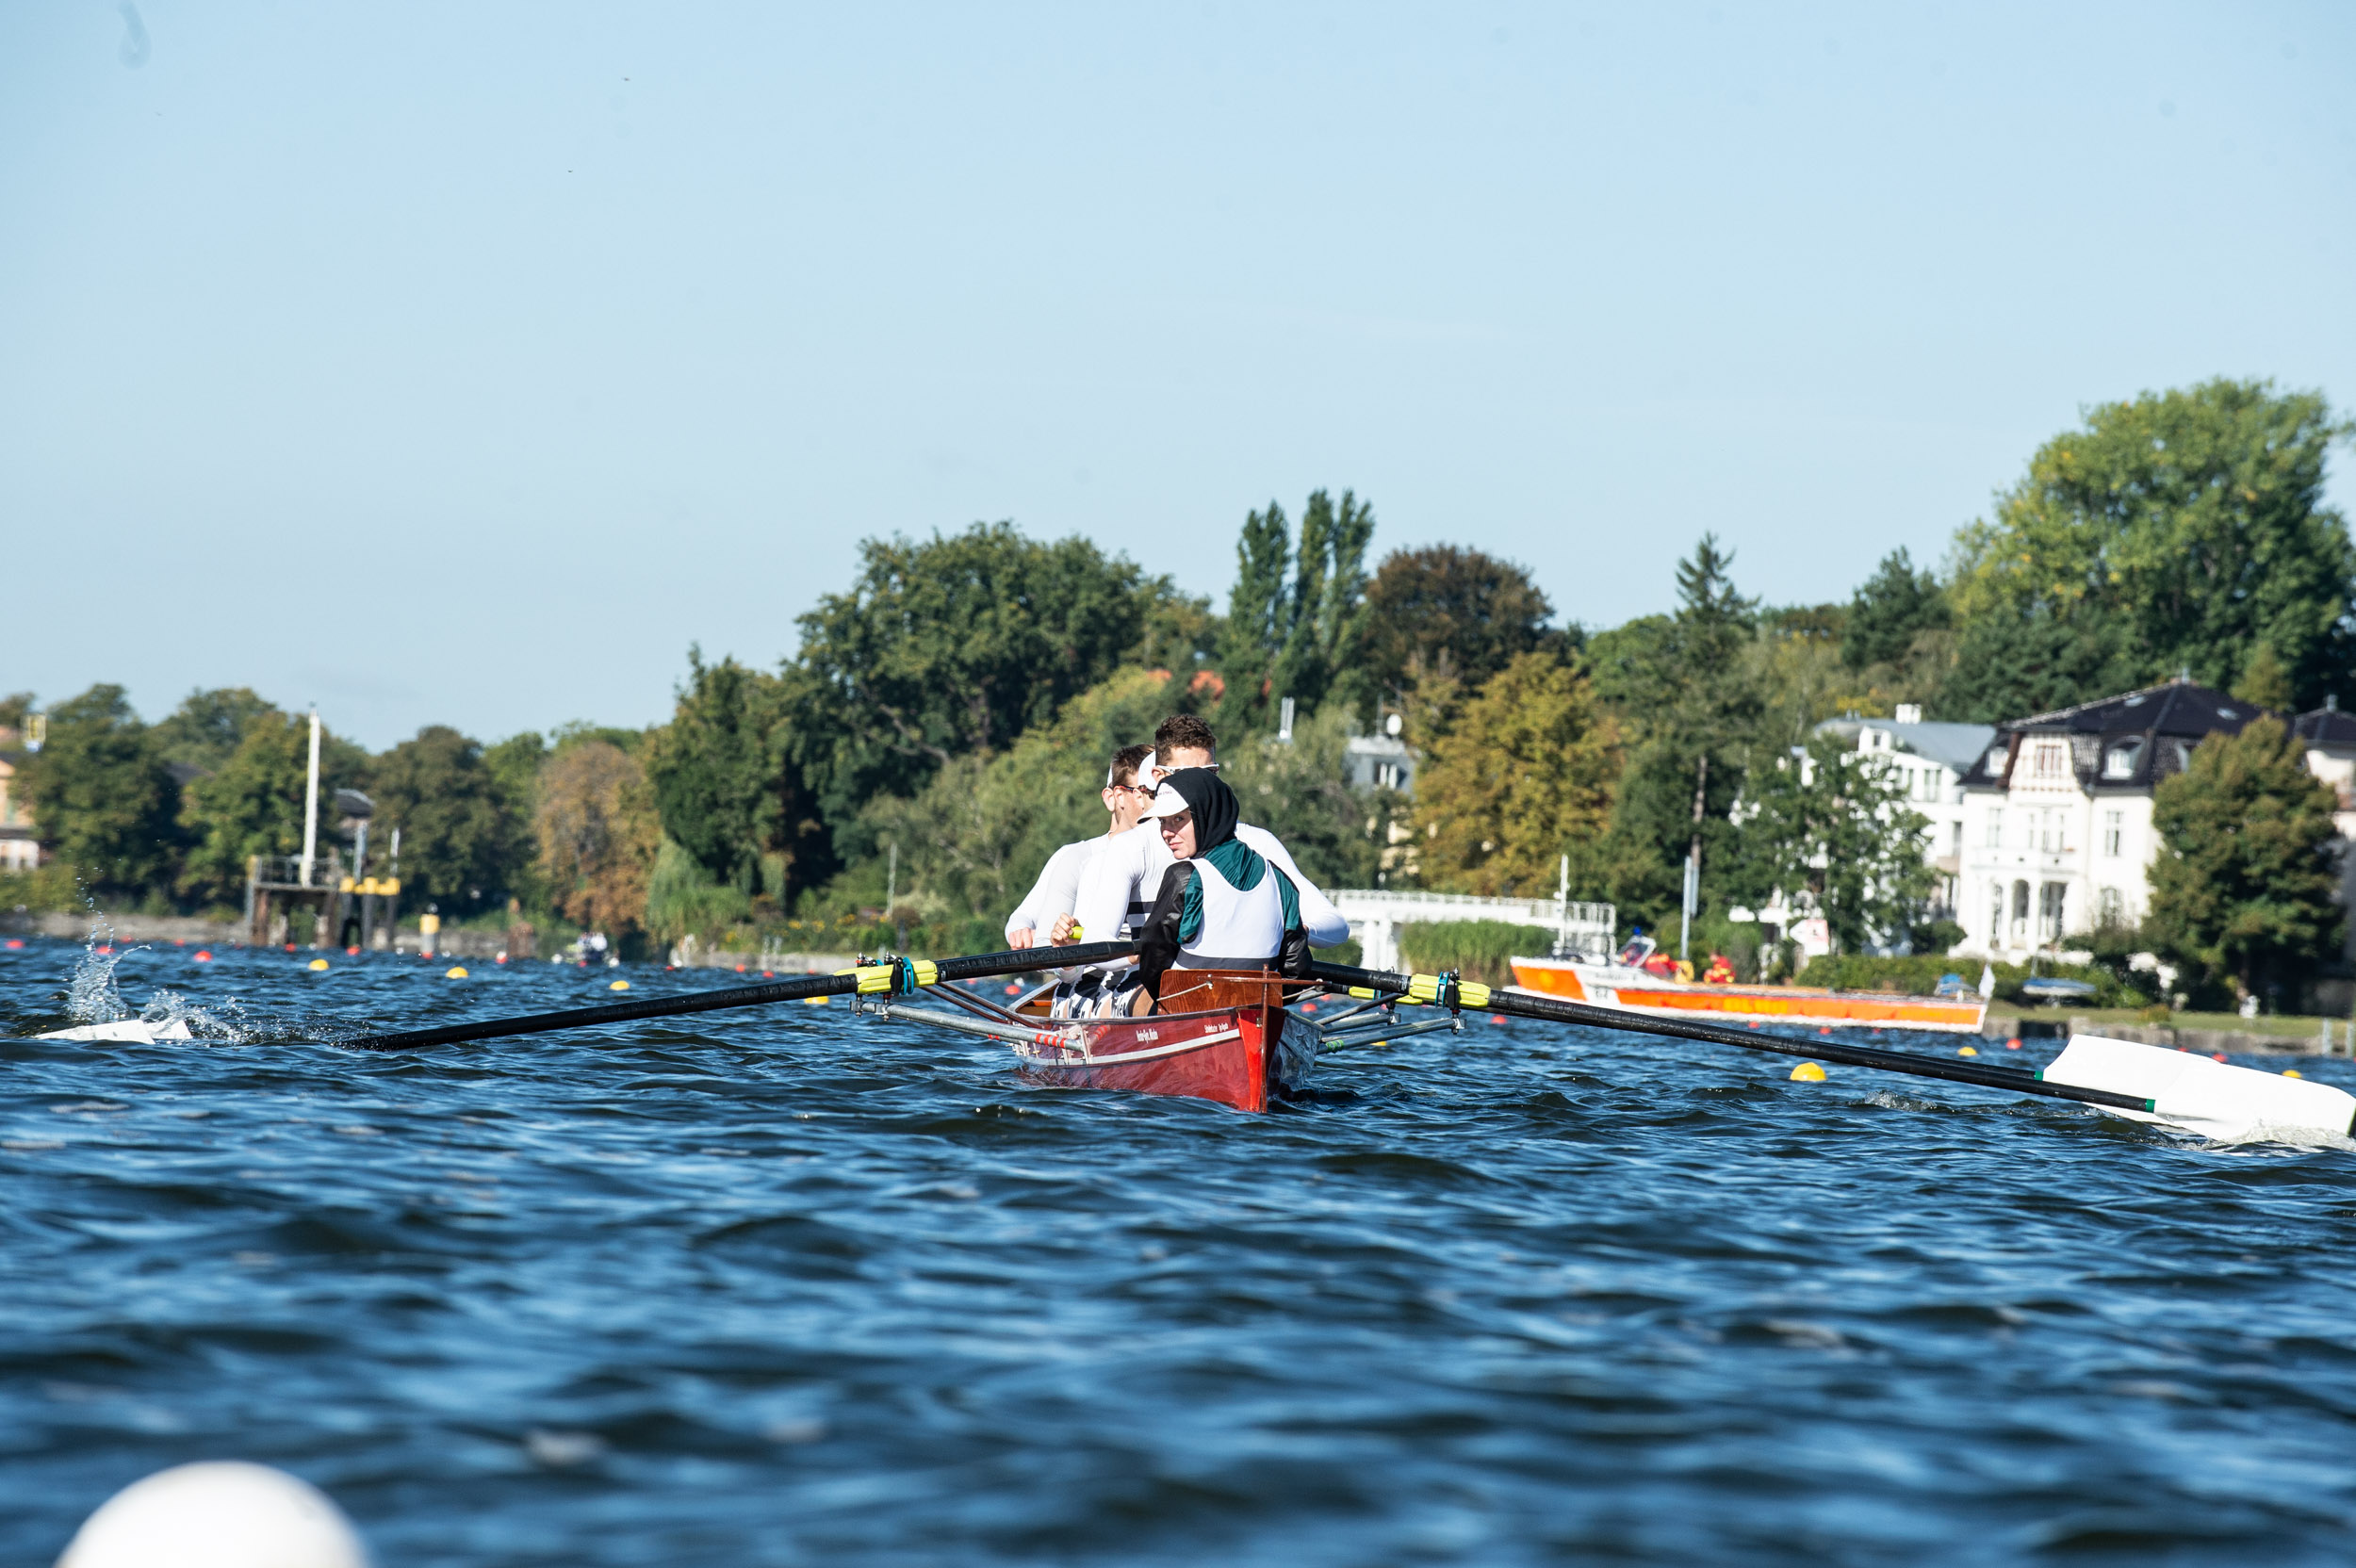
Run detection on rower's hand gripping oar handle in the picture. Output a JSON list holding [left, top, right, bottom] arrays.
[[1306, 959, 2155, 1115], [349, 939, 1140, 1052]]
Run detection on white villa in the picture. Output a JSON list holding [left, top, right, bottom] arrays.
[[1815, 704, 1996, 921], [1945, 679, 2356, 960]]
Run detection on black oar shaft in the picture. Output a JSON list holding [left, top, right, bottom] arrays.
[[1307, 960, 2151, 1114], [351, 941, 1137, 1052]]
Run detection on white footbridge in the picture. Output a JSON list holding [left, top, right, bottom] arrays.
[[1326, 890, 1617, 972]]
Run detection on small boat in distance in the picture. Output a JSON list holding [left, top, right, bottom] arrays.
[[1509, 935, 1988, 1035]]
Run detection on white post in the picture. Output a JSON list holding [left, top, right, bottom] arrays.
[[300, 708, 321, 888], [1278, 696, 1295, 743]]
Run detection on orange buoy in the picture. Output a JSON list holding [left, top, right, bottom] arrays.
[[192, 950, 211, 961]]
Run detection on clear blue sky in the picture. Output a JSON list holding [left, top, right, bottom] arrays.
[[5, 2, 2349, 749]]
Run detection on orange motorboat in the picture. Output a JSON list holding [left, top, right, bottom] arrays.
[[1509, 936, 1987, 1035]]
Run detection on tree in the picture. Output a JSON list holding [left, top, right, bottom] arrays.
[[533, 741, 661, 936], [1215, 490, 1377, 727], [369, 726, 527, 915], [863, 666, 1175, 922], [1842, 549, 1949, 672], [17, 685, 181, 897], [786, 523, 1174, 835], [2146, 716, 2344, 1002], [1411, 651, 1619, 896], [1726, 736, 1936, 955], [1361, 544, 1558, 706], [644, 650, 800, 897], [1938, 602, 2141, 724], [152, 688, 282, 775], [2232, 644, 2295, 711], [177, 710, 362, 906], [1951, 379, 2356, 711], [1220, 704, 1383, 890], [1590, 535, 1762, 923], [0, 692, 34, 734]]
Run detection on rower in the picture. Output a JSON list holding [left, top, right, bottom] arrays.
[[1131, 768, 1311, 1005], [1006, 743, 1155, 951], [1062, 713, 1350, 954]]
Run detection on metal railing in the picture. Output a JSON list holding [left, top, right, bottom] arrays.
[[1327, 890, 1616, 970]]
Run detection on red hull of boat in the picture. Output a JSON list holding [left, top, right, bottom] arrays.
[[1008, 972, 1316, 1112]]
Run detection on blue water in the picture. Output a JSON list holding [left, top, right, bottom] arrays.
[[7, 936, 2356, 1565]]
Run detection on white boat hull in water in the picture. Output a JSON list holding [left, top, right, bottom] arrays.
[[35, 1019, 194, 1043]]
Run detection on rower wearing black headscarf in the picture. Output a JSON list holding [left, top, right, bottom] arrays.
[[1132, 769, 1310, 1000]]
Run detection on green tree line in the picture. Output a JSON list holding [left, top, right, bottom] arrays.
[[6, 379, 2349, 994]]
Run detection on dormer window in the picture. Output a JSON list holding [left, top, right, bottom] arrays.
[[1984, 746, 2008, 775], [2102, 739, 2143, 779], [2031, 741, 2066, 780]]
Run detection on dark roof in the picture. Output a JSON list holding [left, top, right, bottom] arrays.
[[1960, 681, 2267, 793], [2008, 680, 2259, 739], [2296, 703, 2356, 750]]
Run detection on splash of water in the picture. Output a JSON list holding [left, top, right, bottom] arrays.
[[139, 988, 253, 1044], [64, 920, 135, 1024]]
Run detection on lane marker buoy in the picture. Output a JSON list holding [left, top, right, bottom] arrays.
[[2283, 1069, 2304, 1079], [446, 966, 468, 979], [610, 979, 630, 991], [307, 958, 330, 972], [193, 951, 211, 962], [1791, 1062, 1827, 1081], [803, 994, 829, 1005], [1957, 1045, 1978, 1056]]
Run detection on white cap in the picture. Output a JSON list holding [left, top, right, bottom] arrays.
[[1138, 782, 1192, 820], [57, 1462, 370, 1568]]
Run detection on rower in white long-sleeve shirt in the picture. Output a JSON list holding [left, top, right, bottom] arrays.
[[1058, 714, 1350, 952], [1004, 744, 1155, 949]]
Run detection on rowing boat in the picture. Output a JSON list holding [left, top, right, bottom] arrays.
[[1508, 953, 1988, 1034], [1001, 970, 1317, 1111]]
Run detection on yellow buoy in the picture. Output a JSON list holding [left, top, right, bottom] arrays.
[[1957, 1045, 1979, 1056], [306, 957, 330, 972], [609, 979, 630, 991], [1790, 1062, 1827, 1082], [2283, 1069, 2304, 1079], [445, 966, 468, 979]]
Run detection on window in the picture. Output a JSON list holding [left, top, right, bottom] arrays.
[[2038, 810, 2063, 854], [2033, 741, 2066, 780], [2103, 810, 2122, 858], [2098, 887, 2123, 923], [2102, 740, 2143, 779], [1950, 822, 1964, 854], [1986, 812, 2004, 849], [2039, 881, 2067, 941]]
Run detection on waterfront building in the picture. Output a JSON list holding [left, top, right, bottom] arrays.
[[1955, 680, 2265, 959], [0, 728, 37, 871], [1814, 705, 1996, 923], [2294, 698, 2356, 963]]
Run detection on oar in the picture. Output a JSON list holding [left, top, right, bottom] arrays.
[[348, 940, 1140, 1052], [1306, 959, 2356, 1140]]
